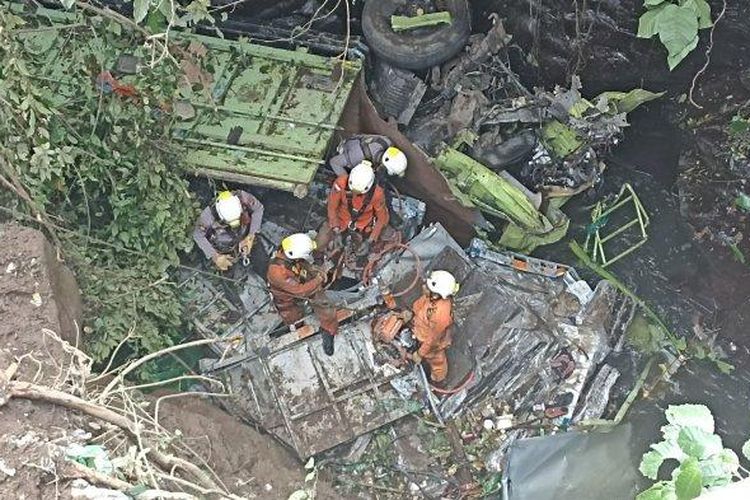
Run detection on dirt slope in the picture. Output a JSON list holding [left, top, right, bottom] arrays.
[[0, 223, 340, 499]]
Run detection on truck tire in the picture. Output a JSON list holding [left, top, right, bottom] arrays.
[[362, 0, 471, 71]]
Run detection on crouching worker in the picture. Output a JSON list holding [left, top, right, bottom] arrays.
[[317, 162, 395, 255], [267, 233, 339, 356], [410, 270, 459, 386], [194, 190, 264, 271], [329, 134, 409, 181]]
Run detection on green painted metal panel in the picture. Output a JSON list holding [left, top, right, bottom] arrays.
[[172, 34, 361, 196]]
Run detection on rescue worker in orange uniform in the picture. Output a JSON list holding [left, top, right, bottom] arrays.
[[266, 233, 339, 356], [410, 270, 459, 386], [317, 161, 391, 253]]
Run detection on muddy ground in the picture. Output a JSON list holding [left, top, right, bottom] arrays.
[[0, 223, 337, 499]]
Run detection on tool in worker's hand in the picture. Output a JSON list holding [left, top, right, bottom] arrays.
[[239, 235, 255, 267], [214, 254, 234, 271], [372, 311, 404, 342]]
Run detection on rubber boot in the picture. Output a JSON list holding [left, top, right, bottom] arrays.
[[322, 331, 335, 356]]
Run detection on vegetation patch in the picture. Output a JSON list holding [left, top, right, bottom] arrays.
[[0, 7, 198, 368]]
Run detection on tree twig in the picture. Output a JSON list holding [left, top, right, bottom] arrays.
[[97, 337, 240, 402], [3, 378, 229, 495], [688, 0, 728, 109]]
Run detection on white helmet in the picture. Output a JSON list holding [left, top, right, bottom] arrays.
[[426, 270, 459, 299], [281, 233, 316, 262], [215, 191, 242, 228], [348, 161, 375, 194], [382, 146, 407, 177]]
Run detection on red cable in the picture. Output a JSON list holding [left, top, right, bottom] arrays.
[[430, 370, 476, 395]]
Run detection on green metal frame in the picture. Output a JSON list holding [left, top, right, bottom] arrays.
[[584, 183, 650, 267]]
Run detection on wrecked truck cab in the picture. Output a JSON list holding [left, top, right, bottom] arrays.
[[189, 223, 633, 459]]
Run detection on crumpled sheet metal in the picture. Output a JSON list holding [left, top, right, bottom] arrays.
[[443, 252, 617, 418], [215, 320, 415, 459], [197, 224, 623, 459]]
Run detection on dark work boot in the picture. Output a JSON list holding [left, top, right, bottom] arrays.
[[322, 332, 335, 356]]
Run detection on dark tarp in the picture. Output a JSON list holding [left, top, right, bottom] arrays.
[[338, 76, 481, 245], [505, 424, 641, 500]]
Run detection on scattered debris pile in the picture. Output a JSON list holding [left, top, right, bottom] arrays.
[[365, 16, 662, 252], [188, 208, 636, 498]]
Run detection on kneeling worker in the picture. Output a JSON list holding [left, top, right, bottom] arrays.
[[317, 161, 390, 252], [410, 270, 459, 386], [329, 134, 409, 182], [194, 190, 264, 271], [267, 233, 339, 356]]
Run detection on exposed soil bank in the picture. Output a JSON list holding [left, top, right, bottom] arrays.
[[0, 224, 337, 499]]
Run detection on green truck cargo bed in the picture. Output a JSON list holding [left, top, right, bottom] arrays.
[[172, 34, 360, 197]]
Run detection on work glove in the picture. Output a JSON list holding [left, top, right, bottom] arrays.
[[213, 254, 234, 271], [313, 272, 327, 288], [239, 234, 255, 255]]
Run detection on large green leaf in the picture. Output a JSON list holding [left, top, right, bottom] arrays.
[[133, 0, 151, 24], [656, 4, 699, 69], [674, 458, 703, 499], [652, 436, 687, 461], [637, 482, 678, 500], [699, 449, 739, 487], [742, 439, 750, 461], [645, 0, 666, 6], [640, 450, 666, 480], [665, 405, 715, 433], [680, 0, 712, 29], [677, 427, 723, 459], [638, 7, 665, 38], [666, 35, 699, 70]]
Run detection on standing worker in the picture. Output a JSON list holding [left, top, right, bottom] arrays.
[[317, 161, 392, 252], [410, 270, 459, 387], [194, 190, 264, 271], [328, 134, 408, 181], [267, 233, 339, 356]]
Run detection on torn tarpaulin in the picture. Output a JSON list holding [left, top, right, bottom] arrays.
[[503, 424, 641, 500]]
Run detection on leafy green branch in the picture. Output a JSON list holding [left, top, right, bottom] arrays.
[[637, 0, 712, 70], [0, 7, 198, 370]]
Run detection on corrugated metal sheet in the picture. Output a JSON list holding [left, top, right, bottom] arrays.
[[208, 321, 416, 459]]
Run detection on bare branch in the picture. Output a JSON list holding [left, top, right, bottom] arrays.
[[689, 0, 728, 109]]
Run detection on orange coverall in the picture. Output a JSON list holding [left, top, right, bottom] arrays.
[[327, 175, 389, 240], [411, 294, 453, 383], [266, 251, 338, 335]]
